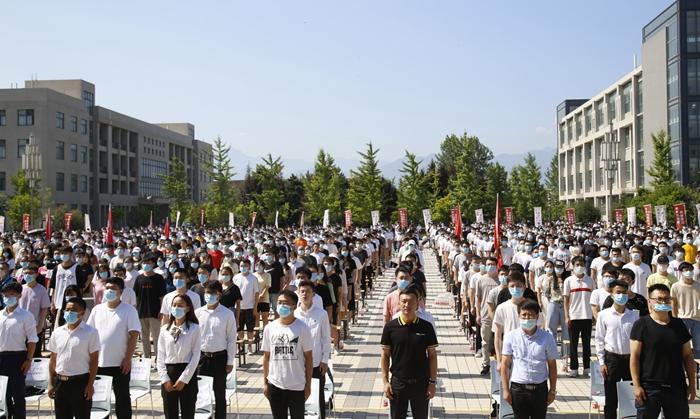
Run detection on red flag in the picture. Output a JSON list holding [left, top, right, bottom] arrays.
[[504, 207, 514, 225], [344, 210, 352, 230], [454, 207, 462, 239], [565, 208, 576, 225], [494, 194, 502, 267], [45, 209, 52, 240], [64, 212, 73, 231], [22, 214, 30, 232], [643, 204, 653, 226], [674, 203, 687, 229], [164, 217, 171, 239], [614, 208, 624, 224], [106, 205, 114, 245], [398, 208, 408, 229]]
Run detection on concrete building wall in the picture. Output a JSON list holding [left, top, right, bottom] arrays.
[[641, 25, 669, 179]]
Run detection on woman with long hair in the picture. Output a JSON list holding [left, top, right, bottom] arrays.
[[157, 294, 201, 419], [541, 259, 569, 369]]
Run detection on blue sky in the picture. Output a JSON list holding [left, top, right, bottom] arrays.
[[0, 1, 668, 163]]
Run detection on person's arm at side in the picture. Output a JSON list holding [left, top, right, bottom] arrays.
[[500, 354, 513, 405], [380, 346, 392, 399], [122, 330, 139, 374], [590, 268, 598, 283], [475, 290, 482, 325], [563, 295, 571, 328], [319, 312, 332, 374], [468, 286, 476, 315], [672, 288, 679, 317], [303, 350, 313, 400], [630, 340, 645, 404], [174, 326, 201, 390], [262, 351, 271, 399], [86, 350, 99, 400], [594, 312, 607, 378], [427, 346, 437, 399], [682, 341, 697, 401], [493, 323, 503, 365], [547, 358, 557, 405], [48, 352, 57, 398]]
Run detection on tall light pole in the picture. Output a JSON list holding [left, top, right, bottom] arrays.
[[22, 132, 42, 228], [601, 122, 620, 224]]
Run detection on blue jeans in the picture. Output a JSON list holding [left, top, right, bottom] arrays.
[[682, 318, 700, 358], [546, 302, 568, 357]]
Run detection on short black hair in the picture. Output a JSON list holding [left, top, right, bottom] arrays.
[[619, 268, 636, 281], [103, 277, 125, 291], [297, 280, 315, 290], [143, 253, 157, 263], [279, 289, 298, 306], [1, 282, 22, 295], [648, 283, 670, 296], [571, 255, 585, 266], [609, 279, 628, 291], [66, 296, 87, 311], [295, 266, 311, 278], [507, 272, 526, 286], [203, 280, 223, 294], [395, 265, 412, 277], [679, 261, 694, 272], [656, 255, 670, 264], [517, 299, 540, 315]]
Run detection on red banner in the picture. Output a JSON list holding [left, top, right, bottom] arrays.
[[451, 207, 462, 239], [398, 208, 408, 229], [106, 205, 114, 245], [164, 217, 171, 239], [565, 208, 576, 225], [674, 203, 687, 229], [495, 195, 502, 267], [614, 208, 624, 224], [344, 210, 352, 230], [45, 209, 52, 240], [64, 212, 73, 231], [504, 207, 514, 225], [22, 214, 30, 232], [250, 211, 257, 227], [643, 204, 653, 226]]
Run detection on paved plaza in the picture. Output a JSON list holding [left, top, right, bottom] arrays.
[[27, 251, 700, 418]]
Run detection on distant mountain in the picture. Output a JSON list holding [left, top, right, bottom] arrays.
[[494, 147, 556, 172]]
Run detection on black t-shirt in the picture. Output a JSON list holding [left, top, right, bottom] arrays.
[[496, 287, 537, 306], [267, 262, 284, 293], [220, 283, 242, 310], [315, 283, 333, 309], [133, 273, 167, 319], [75, 263, 94, 290], [602, 293, 649, 316], [326, 273, 342, 307], [380, 317, 438, 380], [412, 270, 426, 290], [630, 315, 691, 385]]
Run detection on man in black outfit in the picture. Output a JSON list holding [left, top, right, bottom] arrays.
[[601, 268, 649, 316], [630, 283, 696, 418], [381, 286, 438, 419]]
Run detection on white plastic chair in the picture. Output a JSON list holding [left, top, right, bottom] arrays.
[[616, 380, 636, 419], [589, 361, 605, 418], [195, 375, 214, 419], [91, 375, 113, 419], [225, 369, 239, 417], [25, 358, 51, 416], [129, 357, 154, 419], [0, 375, 8, 418]]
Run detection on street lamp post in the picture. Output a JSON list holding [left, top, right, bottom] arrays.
[[602, 122, 620, 224]]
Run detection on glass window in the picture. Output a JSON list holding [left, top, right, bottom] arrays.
[[625, 161, 632, 182], [0, 110, 5, 126], [671, 142, 681, 180], [69, 116, 77, 132], [636, 79, 643, 113], [595, 99, 604, 129], [575, 114, 582, 138], [567, 120, 573, 141], [80, 175, 88, 193], [82, 91, 94, 114], [585, 107, 593, 133], [669, 103, 681, 141], [689, 11, 700, 53], [80, 119, 88, 135], [56, 172, 65, 191], [668, 61, 680, 100], [17, 138, 28, 158], [70, 174, 78, 192], [636, 116, 644, 150], [80, 145, 88, 163], [690, 59, 700, 96], [690, 102, 700, 138], [0, 139, 5, 159], [56, 112, 65, 129], [56, 141, 65, 160], [667, 17, 679, 58], [0, 172, 4, 191], [70, 144, 78, 162], [689, 141, 700, 184], [17, 109, 34, 126], [622, 83, 632, 115], [607, 92, 617, 122]]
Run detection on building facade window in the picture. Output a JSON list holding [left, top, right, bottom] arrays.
[[80, 175, 88, 193], [622, 83, 632, 115], [668, 61, 680, 100], [80, 119, 88, 135], [56, 172, 65, 191], [17, 139, 28, 158], [56, 141, 65, 160], [80, 145, 88, 163], [690, 102, 700, 138], [0, 140, 5, 159], [82, 90, 94, 114], [70, 174, 78, 192], [141, 158, 167, 179], [669, 103, 680, 141], [585, 107, 593, 133], [17, 109, 34, 126], [70, 144, 78, 162], [667, 17, 679, 58], [607, 92, 617, 122], [625, 160, 632, 183], [0, 110, 5, 126], [689, 141, 700, 184], [56, 112, 65, 129], [69, 116, 78, 132], [595, 99, 604, 130], [0, 172, 5, 191], [636, 79, 643, 113], [575, 114, 582, 138]]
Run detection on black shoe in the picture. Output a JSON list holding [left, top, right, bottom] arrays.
[[480, 365, 490, 376]]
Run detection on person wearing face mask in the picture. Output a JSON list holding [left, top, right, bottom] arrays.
[[262, 248, 285, 316], [86, 277, 141, 419], [109, 244, 128, 271], [0, 282, 39, 418], [601, 268, 649, 316], [590, 267, 615, 324], [630, 283, 696, 418], [603, 247, 626, 272], [650, 241, 670, 272], [195, 281, 237, 419], [623, 245, 652, 298], [563, 256, 594, 378], [160, 269, 201, 325], [668, 245, 686, 279], [122, 256, 139, 289], [48, 246, 78, 318], [254, 262, 272, 328], [134, 254, 167, 362], [262, 290, 313, 419], [47, 296, 100, 419], [74, 251, 94, 295], [671, 262, 700, 359], [494, 273, 541, 368], [646, 255, 678, 291], [590, 245, 612, 289], [682, 234, 697, 264], [91, 264, 111, 305], [475, 257, 500, 375], [383, 266, 413, 324], [294, 267, 324, 311], [189, 265, 214, 305], [157, 294, 201, 419], [18, 264, 50, 358], [594, 280, 639, 419], [539, 259, 569, 366], [500, 299, 558, 419], [217, 266, 242, 327], [233, 259, 260, 355], [528, 244, 549, 291]]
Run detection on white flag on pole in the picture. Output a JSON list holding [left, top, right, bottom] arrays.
[[627, 207, 637, 226], [475, 208, 484, 223], [323, 209, 330, 228], [84, 214, 92, 232], [696, 204, 700, 227], [371, 210, 380, 227], [533, 207, 543, 227], [655, 205, 667, 227], [422, 208, 432, 229], [229, 212, 235, 228], [175, 211, 181, 228], [0, 216, 4, 233], [275, 211, 279, 228]]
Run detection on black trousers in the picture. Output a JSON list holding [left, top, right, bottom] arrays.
[[0, 351, 27, 418], [603, 352, 631, 419], [312, 365, 326, 419], [54, 374, 92, 419], [162, 363, 198, 419], [198, 351, 228, 419], [636, 383, 689, 419], [268, 383, 305, 419], [569, 319, 592, 370], [98, 366, 132, 419], [510, 381, 548, 419], [389, 376, 429, 419]]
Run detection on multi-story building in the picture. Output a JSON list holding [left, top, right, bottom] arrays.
[[0, 79, 212, 227], [558, 0, 700, 219]]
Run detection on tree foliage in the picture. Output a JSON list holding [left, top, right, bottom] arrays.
[[303, 150, 343, 224], [509, 153, 546, 223], [204, 136, 237, 225], [648, 130, 676, 187], [544, 154, 564, 221], [251, 154, 289, 225], [348, 142, 383, 225], [162, 156, 191, 222], [397, 151, 429, 222], [7, 170, 43, 230]]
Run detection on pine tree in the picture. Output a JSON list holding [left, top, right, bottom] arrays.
[[163, 156, 191, 222], [348, 142, 383, 225], [544, 154, 563, 220], [509, 153, 546, 222], [303, 150, 343, 223], [252, 154, 288, 225], [204, 136, 237, 225], [483, 163, 510, 219], [397, 151, 429, 223], [647, 130, 676, 187]]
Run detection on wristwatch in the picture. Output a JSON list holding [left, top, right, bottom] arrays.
[[428, 378, 437, 385]]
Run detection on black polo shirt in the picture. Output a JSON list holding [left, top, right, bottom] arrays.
[[380, 316, 438, 380]]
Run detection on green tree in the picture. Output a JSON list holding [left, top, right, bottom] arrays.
[[348, 142, 384, 225], [573, 199, 601, 223], [648, 130, 676, 187], [483, 163, 510, 220], [284, 174, 305, 226], [445, 133, 494, 220], [7, 170, 43, 230], [381, 177, 398, 224], [303, 150, 343, 224], [252, 154, 289, 225], [544, 154, 564, 221], [509, 153, 546, 222], [397, 151, 429, 223], [162, 156, 191, 222], [204, 136, 237, 225]]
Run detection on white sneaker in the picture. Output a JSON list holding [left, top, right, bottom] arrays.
[[475, 352, 483, 358], [568, 370, 578, 378]]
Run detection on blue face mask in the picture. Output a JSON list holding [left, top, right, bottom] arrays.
[[103, 289, 118, 302], [99, 271, 109, 279], [157, 261, 165, 268], [3, 296, 17, 308], [509, 287, 524, 298], [190, 262, 199, 269], [24, 274, 35, 283], [312, 273, 322, 282], [171, 306, 186, 319], [520, 319, 536, 330], [277, 304, 292, 318], [173, 278, 186, 289], [240, 266, 249, 274], [20, 261, 29, 268], [397, 279, 410, 290], [653, 303, 672, 312], [485, 265, 496, 273], [219, 275, 231, 283], [142, 264, 153, 272], [204, 293, 218, 305], [169, 266, 177, 273], [612, 293, 629, 305], [498, 275, 508, 285], [63, 310, 80, 325], [61, 255, 70, 262], [198, 273, 208, 283]]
